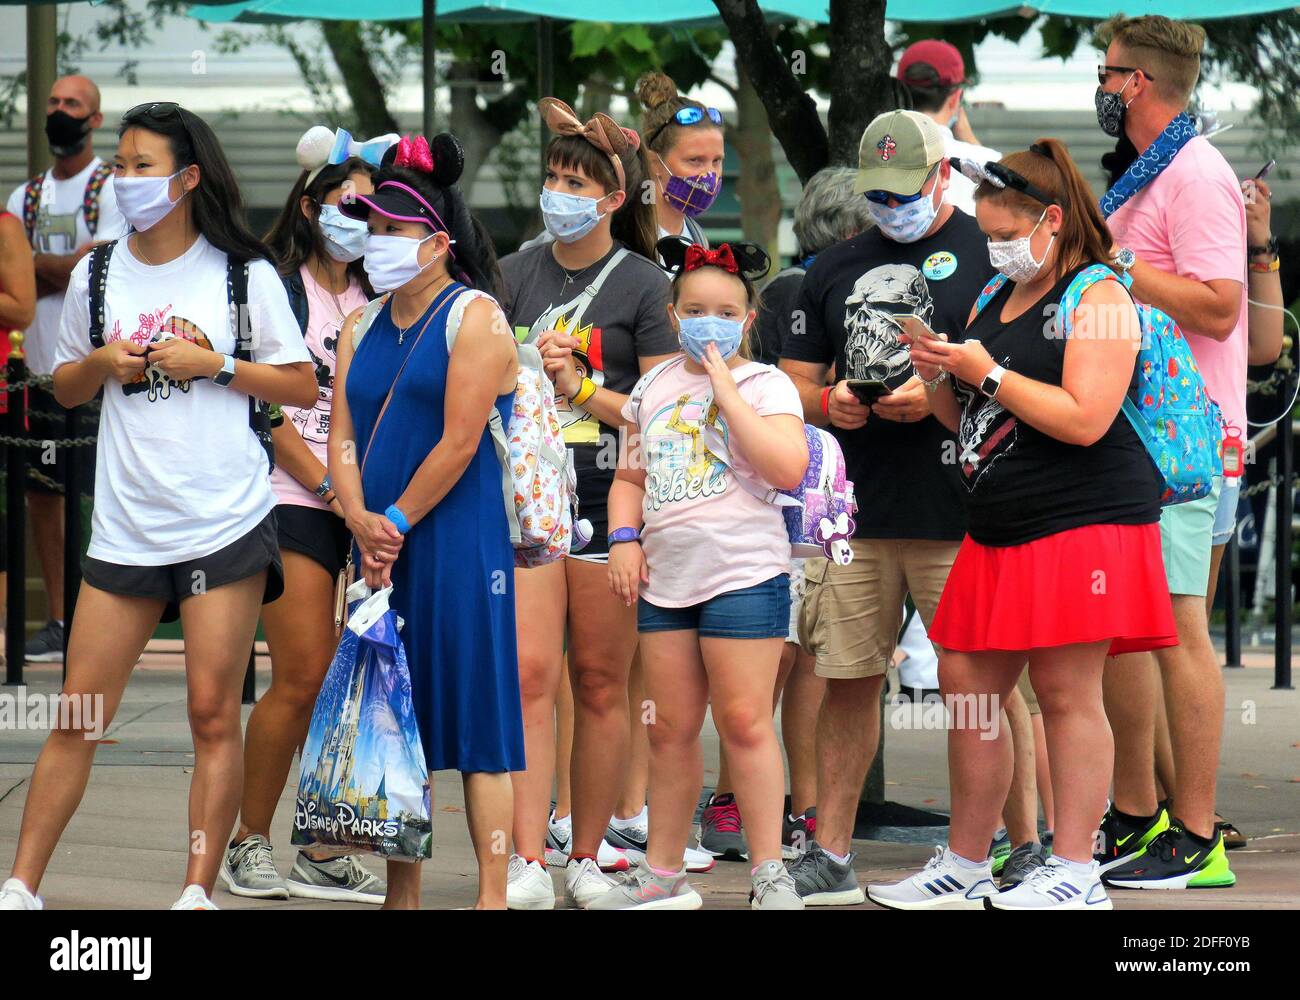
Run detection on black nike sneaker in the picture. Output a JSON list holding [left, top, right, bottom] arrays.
[[1102, 821, 1235, 889], [1094, 805, 1169, 874]]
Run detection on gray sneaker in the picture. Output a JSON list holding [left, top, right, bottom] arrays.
[[999, 841, 1049, 889], [787, 841, 864, 906], [586, 861, 702, 910], [286, 852, 386, 904], [25, 619, 64, 663], [751, 860, 804, 910], [698, 793, 748, 861], [220, 834, 289, 899]]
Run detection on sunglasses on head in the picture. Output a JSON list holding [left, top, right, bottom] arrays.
[[1096, 64, 1154, 86], [646, 105, 724, 148], [863, 164, 938, 206]]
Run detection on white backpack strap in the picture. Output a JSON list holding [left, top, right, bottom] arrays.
[[625, 355, 686, 427], [444, 287, 499, 354], [700, 365, 801, 508], [523, 246, 630, 343], [486, 406, 522, 545], [352, 294, 390, 349]]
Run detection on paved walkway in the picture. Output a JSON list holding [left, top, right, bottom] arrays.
[[0, 647, 1296, 909]]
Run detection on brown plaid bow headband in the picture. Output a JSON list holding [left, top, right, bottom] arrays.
[[538, 97, 639, 192]]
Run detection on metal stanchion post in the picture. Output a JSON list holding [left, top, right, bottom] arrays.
[[5, 335, 27, 686], [1275, 401, 1294, 691], [1224, 531, 1242, 667]]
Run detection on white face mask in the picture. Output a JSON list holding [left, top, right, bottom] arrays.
[[115, 171, 184, 232], [866, 180, 941, 244], [318, 204, 369, 262], [363, 232, 438, 292], [987, 210, 1055, 283]]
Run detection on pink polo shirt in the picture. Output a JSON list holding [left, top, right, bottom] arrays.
[[1108, 135, 1248, 434]]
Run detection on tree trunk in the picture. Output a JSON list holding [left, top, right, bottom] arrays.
[[828, 0, 893, 168], [731, 63, 781, 265], [321, 21, 400, 138], [712, 0, 828, 184]]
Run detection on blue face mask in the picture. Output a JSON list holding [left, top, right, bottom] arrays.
[[539, 187, 605, 243], [866, 183, 940, 244], [318, 203, 369, 262], [675, 312, 745, 364]]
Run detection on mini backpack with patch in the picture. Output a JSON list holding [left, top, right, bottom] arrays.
[[627, 356, 858, 564], [973, 264, 1223, 505], [353, 291, 589, 566]]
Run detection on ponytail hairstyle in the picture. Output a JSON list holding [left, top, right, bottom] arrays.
[[118, 102, 269, 263], [636, 72, 721, 159], [264, 155, 375, 289], [373, 133, 503, 299], [973, 138, 1113, 282], [543, 118, 658, 262]]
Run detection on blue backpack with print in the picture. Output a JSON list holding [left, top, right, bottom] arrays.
[[973, 264, 1223, 505]]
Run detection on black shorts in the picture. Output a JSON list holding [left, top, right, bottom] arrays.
[[25, 385, 99, 496], [81, 512, 284, 623], [275, 503, 351, 578], [571, 443, 613, 559]]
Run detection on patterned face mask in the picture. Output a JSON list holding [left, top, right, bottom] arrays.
[[658, 155, 722, 218], [866, 181, 940, 244], [1094, 74, 1135, 138]]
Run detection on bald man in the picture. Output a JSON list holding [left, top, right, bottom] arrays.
[[6, 74, 126, 662]]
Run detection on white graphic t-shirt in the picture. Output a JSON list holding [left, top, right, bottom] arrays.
[[269, 264, 368, 509], [53, 235, 311, 564], [6, 158, 126, 374], [622, 359, 803, 608]]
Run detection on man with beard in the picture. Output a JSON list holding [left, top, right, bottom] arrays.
[[6, 75, 125, 662], [779, 110, 994, 904]]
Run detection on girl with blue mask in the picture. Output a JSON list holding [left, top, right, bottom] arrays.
[[229, 136, 388, 905]]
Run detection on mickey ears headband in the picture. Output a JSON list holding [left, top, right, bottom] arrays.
[[538, 97, 639, 192], [297, 126, 400, 186], [950, 152, 1067, 210], [656, 237, 771, 283]]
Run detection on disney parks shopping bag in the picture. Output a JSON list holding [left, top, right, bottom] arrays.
[[292, 581, 432, 860]]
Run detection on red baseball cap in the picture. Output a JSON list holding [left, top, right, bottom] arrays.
[[897, 40, 968, 89]]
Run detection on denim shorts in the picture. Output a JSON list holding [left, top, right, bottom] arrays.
[[638, 574, 791, 639]]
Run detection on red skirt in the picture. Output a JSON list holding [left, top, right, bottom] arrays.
[[929, 522, 1177, 657]]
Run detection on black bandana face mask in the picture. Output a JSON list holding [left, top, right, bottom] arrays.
[[1094, 74, 1134, 139], [45, 110, 92, 157]]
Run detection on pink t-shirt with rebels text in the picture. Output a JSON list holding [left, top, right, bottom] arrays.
[[1107, 135, 1248, 434], [269, 265, 369, 508]]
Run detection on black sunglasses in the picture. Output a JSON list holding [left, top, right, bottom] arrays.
[[1097, 64, 1155, 85], [863, 163, 939, 206]]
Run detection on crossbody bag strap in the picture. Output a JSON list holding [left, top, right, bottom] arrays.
[[524, 246, 630, 342], [698, 367, 801, 508], [359, 283, 461, 475], [87, 240, 118, 349]]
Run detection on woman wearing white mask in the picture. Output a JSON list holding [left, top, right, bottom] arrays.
[[0, 102, 316, 912], [497, 99, 683, 910], [220, 128, 390, 905], [330, 133, 523, 909], [869, 140, 1175, 912]]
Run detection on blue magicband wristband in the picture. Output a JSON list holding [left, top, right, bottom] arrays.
[[384, 505, 411, 534]]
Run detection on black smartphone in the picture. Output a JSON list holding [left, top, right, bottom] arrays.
[[847, 379, 891, 405], [1255, 159, 1276, 180]]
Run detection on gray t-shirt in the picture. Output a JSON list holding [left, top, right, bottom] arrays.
[[499, 240, 677, 446]]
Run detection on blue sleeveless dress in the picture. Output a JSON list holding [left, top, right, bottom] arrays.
[[346, 282, 525, 773]]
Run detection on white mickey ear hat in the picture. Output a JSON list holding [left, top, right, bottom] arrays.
[[297, 125, 400, 186]]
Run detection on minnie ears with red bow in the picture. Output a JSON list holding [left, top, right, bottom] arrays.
[[656, 236, 771, 283], [380, 132, 466, 188]]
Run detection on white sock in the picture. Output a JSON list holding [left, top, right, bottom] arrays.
[[1053, 854, 1096, 876], [550, 811, 571, 827], [610, 805, 648, 829], [948, 849, 988, 870], [823, 847, 851, 865]]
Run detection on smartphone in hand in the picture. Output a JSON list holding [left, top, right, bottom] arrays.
[[898, 314, 944, 343], [847, 378, 891, 405]]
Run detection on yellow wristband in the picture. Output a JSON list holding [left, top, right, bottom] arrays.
[[1249, 257, 1280, 273], [571, 377, 597, 406]]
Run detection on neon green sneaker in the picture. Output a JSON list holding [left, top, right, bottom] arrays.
[[1094, 805, 1169, 874], [1102, 822, 1236, 889]]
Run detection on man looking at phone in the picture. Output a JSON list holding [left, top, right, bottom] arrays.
[[1092, 14, 1246, 890], [779, 110, 995, 904]]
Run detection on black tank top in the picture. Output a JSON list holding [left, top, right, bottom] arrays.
[[954, 263, 1163, 547]]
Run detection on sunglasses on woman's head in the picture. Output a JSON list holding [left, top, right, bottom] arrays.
[[646, 106, 725, 148], [863, 164, 938, 206], [123, 102, 181, 123]]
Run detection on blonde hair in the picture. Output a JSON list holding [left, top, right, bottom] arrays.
[[1096, 14, 1206, 105]]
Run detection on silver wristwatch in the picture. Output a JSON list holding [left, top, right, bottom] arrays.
[[1111, 247, 1136, 274]]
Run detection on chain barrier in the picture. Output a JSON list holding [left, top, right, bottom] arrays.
[[1241, 471, 1300, 499]]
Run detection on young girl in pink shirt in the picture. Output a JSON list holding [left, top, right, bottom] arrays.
[[596, 241, 809, 909]]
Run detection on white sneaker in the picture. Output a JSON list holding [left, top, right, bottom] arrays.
[[751, 860, 804, 910], [683, 844, 717, 874], [170, 884, 219, 910], [986, 856, 1113, 910], [866, 847, 998, 910], [604, 809, 715, 874], [544, 811, 572, 867], [564, 857, 617, 908], [597, 838, 631, 873], [506, 855, 556, 911], [0, 877, 43, 910]]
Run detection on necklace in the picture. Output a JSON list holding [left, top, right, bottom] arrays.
[[554, 246, 603, 295], [394, 275, 454, 344], [311, 258, 349, 327]]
